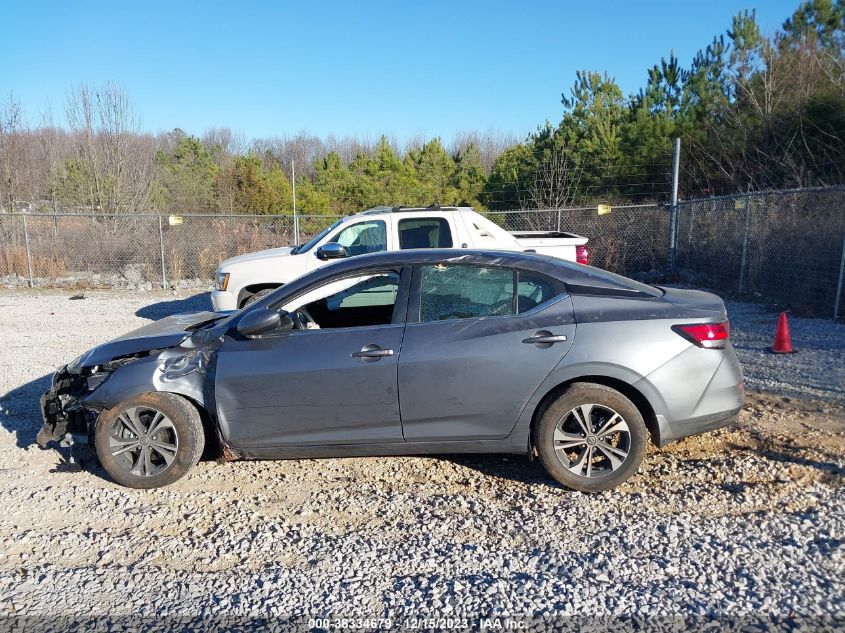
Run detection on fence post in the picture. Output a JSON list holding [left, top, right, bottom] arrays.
[[835, 230, 845, 320], [556, 208, 561, 232], [158, 215, 167, 289], [292, 158, 300, 245], [666, 137, 681, 278], [22, 213, 34, 288], [738, 194, 752, 293]]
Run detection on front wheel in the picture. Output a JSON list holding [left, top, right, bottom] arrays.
[[94, 392, 205, 489], [534, 383, 647, 492]]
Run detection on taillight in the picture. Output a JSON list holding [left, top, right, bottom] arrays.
[[575, 245, 589, 265], [672, 321, 730, 349]]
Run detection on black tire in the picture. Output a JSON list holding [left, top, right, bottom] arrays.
[[534, 383, 647, 492], [94, 392, 205, 489], [241, 288, 276, 308]]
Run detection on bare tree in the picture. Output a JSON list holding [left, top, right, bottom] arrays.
[[451, 128, 519, 174], [34, 105, 67, 210], [324, 133, 374, 164], [203, 127, 247, 159], [525, 143, 583, 211], [64, 83, 155, 213], [203, 127, 245, 213], [65, 84, 102, 210], [0, 95, 27, 210]]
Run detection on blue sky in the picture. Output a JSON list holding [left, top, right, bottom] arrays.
[[2, 0, 798, 143]]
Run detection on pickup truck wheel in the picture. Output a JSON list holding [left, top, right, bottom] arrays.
[[94, 392, 205, 489], [534, 383, 646, 492], [242, 288, 275, 308]]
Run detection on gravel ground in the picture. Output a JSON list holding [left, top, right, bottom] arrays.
[[0, 289, 843, 629], [726, 300, 845, 401]]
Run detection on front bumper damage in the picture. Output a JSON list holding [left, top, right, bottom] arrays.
[[37, 367, 92, 447], [37, 366, 102, 470]]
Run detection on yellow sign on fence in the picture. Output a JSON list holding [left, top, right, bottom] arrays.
[[168, 215, 183, 226], [597, 204, 612, 216]]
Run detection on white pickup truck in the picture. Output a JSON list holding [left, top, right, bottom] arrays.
[[211, 205, 589, 311]]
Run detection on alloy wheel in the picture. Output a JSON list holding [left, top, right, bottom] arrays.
[[108, 406, 180, 477], [553, 404, 632, 478]]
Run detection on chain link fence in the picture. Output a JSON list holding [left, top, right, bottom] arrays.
[[0, 213, 343, 289], [486, 204, 669, 279], [674, 188, 845, 319], [1, 187, 844, 318]]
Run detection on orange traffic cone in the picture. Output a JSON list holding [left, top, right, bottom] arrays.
[[771, 311, 795, 353]]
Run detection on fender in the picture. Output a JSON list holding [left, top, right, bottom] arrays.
[[508, 360, 672, 447], [81, 328, 226, 417], [81, 353, 206, 411]]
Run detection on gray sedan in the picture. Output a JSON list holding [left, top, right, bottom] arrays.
[[38, 250, 744, 491]]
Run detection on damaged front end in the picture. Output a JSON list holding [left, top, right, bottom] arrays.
[[36, 310, 233, 466], [37, 355, 149, 450], [37, 366, 93, 448]]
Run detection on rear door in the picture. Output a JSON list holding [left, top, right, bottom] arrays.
[[398, 263, 576, 441]]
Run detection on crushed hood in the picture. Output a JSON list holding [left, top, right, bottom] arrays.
[[68, 311, 230, 371], [220, 246, 295, 268]]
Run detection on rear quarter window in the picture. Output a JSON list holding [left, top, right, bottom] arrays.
[[517, 271, 564, 313]]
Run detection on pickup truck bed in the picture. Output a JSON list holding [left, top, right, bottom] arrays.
[[510, 231, 589, 262]]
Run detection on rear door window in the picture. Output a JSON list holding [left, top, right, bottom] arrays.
[[419, 264, 514, 322], [398, 218, 453, 249]]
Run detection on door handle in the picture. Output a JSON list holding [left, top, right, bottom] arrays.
[[351, 344, 394, 360], [522, 331, 567, 347]]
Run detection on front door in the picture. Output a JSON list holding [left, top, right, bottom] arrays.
[[398, 263, 576, 441], [215, 268, 408, 448]]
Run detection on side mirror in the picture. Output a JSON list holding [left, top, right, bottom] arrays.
[[236, 309, 293, 338], [316, 242, 350, 260]]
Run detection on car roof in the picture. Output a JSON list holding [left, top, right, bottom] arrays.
[[325, 248, 559, 271], [248, 248, 662, 316], [312, 249, 663, 297]]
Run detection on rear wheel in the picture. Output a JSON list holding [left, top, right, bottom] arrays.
[[534, 383, 647, 492], [94, 392, 205, 489]]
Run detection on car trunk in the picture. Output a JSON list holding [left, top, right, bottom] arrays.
[[660, 287, 728, 320]]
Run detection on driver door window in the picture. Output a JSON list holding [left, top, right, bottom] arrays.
[[329, 220, 387, 256], [283, 271, 400, 330]]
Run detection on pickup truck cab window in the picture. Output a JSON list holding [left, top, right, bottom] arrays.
[[419, 264, 514, 322], [398, 217, 453, 249], [329, 220, 387, 256]]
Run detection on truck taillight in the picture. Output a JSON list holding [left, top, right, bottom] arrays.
[[576, 245, 589, 265], [672, 321, 730, 349]]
